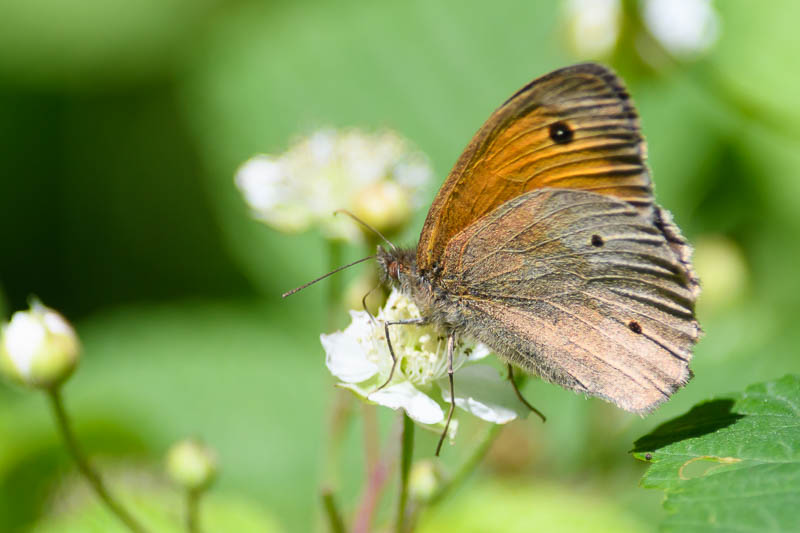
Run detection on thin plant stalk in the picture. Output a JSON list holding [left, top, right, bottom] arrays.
[[326, 239, 344, 331], [353, 405, 383, 533], [428, 424, 502, 506], [395, 413, 414, 533], [352, 447, 392, 533], [320, 238, 353, 531], [186, 490, 200, 533], [354, 409, 402, 533], [321, 488, 346, 533], [47, 388, 149, 533]]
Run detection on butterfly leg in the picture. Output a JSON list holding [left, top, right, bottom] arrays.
[[375, 317, 428, 392], [507, 365, 546, 423], [436, 333, 457, 456]]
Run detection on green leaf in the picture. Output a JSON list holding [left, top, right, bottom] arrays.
[[633, 374, 800, 532]]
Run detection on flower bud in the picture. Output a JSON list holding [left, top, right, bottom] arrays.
[[564, 0, 621, 59], [343, 274, 384, 314], [409, 459, 442, 502], [0, 300, 80, 389], [693, 234, 748, 313], [166, 439, 218, 491], [643, 0, 720, 58], [351, 180, 412, 234]]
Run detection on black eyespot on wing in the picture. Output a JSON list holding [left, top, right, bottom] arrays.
[[549, 121, 573, 144], [591, 234, 604, 247], [628, 320, 642, 334]]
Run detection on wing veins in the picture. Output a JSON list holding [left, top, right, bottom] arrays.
[[579, 290, 693, 338], [608, 287, 694, 317], [499, 220, 658, 256], [494, 136, 640, 173], [542, 300, 671, 397], [459, 198, 614, 273]]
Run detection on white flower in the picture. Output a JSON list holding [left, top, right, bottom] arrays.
[[643, 0, 720, 58], [564, 0, 621, 58], [0, 300, 80, 389], [320, 289, 530, 439], [235, 129, 432, 241]]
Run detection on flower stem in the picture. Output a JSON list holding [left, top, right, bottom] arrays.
[[396, 413, 414, 533], [47, 388, 149, 533], [321, 488, 346, 533], [352, 446, 392, 533], [326, 239, 343, 331], [428, 424, 502, 506], [186, 490, 200, 533], [319, 238, 354, 530]]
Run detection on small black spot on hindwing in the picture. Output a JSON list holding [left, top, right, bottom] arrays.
[[591, 234, 604, 247], [628, 320, 642, 334]]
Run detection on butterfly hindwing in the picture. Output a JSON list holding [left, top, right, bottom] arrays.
[[438, 188, 699, 412]]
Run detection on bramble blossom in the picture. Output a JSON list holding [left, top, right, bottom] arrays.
[[321, 289, 530, 440], [235, 129, 432, 241]]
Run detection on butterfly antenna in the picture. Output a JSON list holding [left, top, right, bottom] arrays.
[[281, 255, 376, 298], [334, 209, 397, 252]]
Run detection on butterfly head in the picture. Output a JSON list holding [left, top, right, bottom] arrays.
[[376, 246, 417, 288]]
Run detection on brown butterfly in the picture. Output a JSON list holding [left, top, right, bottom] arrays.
[[373, 63, 700, 451], [284, 63, 700, 454]]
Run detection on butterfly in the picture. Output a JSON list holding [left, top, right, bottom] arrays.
[[373, 63, 701, 452]]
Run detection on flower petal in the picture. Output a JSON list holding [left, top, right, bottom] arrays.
[[368, 382, 444, 425], [466, 342, 491, 362], [439, 365, 528, 424], [320, 330, 377, 383], [2, 311, 46, 377]]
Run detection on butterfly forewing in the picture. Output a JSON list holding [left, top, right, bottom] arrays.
[[418, 63, 652, 272], [438, 189, 699, 413]]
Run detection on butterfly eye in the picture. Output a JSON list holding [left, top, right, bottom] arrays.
[[549, 121, 573, 144], [388, 261, 399, 279]]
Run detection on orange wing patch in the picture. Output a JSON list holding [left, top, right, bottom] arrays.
[[417, 63, 653, 273]]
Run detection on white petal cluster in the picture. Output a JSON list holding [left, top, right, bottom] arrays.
[[235, 129, 432, 241], [321, 290, 529, 439], [0, 301, 80, 388], [643, 0, 719, 57]]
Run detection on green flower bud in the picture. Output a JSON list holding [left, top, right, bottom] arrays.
[[0, 300, 80, 389], [409, 459, 442, 502], [693, 234, 748, 313], [166, 439, 218, 491]]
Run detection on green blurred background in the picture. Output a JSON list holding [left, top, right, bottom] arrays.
[[1, 0, 799, 531]]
